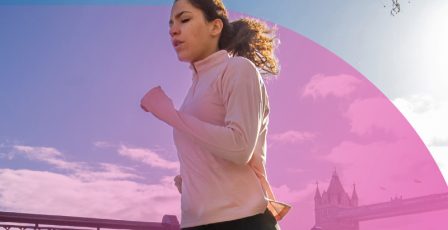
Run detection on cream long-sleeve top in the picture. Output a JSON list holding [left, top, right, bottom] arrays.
[[144, 49, 291, 228]]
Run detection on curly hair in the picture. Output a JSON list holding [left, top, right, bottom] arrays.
[[173, 0, 281, 77]]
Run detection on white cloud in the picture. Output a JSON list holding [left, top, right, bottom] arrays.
[[10, 144, 145, 182], [118, 145, 179, 172], [345, 97, 409, 137], [392, 94, 448, 185], [14, 145, 62, 157], [302, 74, 362, 99], [13, 145, 84, 171], [269, 130, 316, 144], [0, 168, 180, 221], [11, 143, 180, 177], [0, 143, 181, 221], [429, 146, 448, 186], [73, 163, 143, 182], [93, 141, 179, 172], [393, 94, 448, 146], [392, 94, 436, 114]]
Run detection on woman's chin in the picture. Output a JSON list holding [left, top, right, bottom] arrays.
[[176, 53, 191, 63]]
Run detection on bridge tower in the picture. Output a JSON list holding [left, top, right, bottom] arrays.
[[312, 171, 359, 230]]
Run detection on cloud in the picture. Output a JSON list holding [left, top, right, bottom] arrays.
[[8, 143, 180, 180], [0, 143, 181, 221], [269, 182, 329, 230], [93, 141, 179, 172], [269, 130, 316, 144], [392, 95, 448, 185], [345, 97, 408, 137], [14, 145, 62, 157], [118, 145, 179, 172], [428, 146, 448, 186], [431, 138, 448, 147], [340, 94, 448, 186], [393, 94, 437, 114], [320, 139, 445, 204], [0, 168, 180, 221], [73, 163, 143, 182], [392, 94, 448, 147], [271, 183, 317, 204], [10, 144, 145, 182], [13, 145, 84, 171], [302, 74, 362, 99]]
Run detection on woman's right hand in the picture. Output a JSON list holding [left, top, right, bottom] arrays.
[[174, 174, 182, 194]]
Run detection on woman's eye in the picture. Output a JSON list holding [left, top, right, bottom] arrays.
[[181, 19, 190, 23]]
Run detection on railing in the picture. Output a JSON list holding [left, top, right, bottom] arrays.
[[0, 210, 180, 230], [334, 192, 448, 221]]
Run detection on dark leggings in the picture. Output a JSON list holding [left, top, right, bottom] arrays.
[[181, 208, 280, 230]]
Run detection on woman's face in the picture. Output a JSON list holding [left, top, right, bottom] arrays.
[[169, 0, 221, 63]]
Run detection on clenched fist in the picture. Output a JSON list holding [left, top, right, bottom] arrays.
[[140, 86, 178, 126]]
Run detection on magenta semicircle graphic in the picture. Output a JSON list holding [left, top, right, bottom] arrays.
[[264, 23, 448, 230]]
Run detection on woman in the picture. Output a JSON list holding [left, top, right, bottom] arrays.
[[140, 0, 291, 229]]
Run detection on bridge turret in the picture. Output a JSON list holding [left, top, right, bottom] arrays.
[[313, 170, 361, 230], [351, 183, 358, 207], [314, 181, 322, 205]]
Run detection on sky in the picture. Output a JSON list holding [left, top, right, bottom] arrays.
[[0, 1, 447, 230]]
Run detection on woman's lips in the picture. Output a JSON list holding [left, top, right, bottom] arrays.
[[175, 42, 183, 49], [172, 40, 184, 49]]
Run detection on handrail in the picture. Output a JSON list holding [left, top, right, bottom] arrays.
[[0, 210, 179, 230]]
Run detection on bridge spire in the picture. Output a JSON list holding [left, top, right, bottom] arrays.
[[314, 181, 322, 202], [328, 169, 344, 194], [351, 183, 359, 206]]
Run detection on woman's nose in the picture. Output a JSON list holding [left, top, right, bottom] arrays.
[[169, 24, 179, 37]]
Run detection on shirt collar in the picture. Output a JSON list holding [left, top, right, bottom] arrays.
[[189, 49, 230, 75]]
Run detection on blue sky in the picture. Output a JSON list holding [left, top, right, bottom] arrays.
[[1, 0, 447, 179]]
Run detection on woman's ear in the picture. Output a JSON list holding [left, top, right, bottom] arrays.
[[209, 18, 223, 37]]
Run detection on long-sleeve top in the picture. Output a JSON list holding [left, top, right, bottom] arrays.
[[144, 49, 291, 228]]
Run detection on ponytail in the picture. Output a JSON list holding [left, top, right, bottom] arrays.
[[221, 17, 280, 77]]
